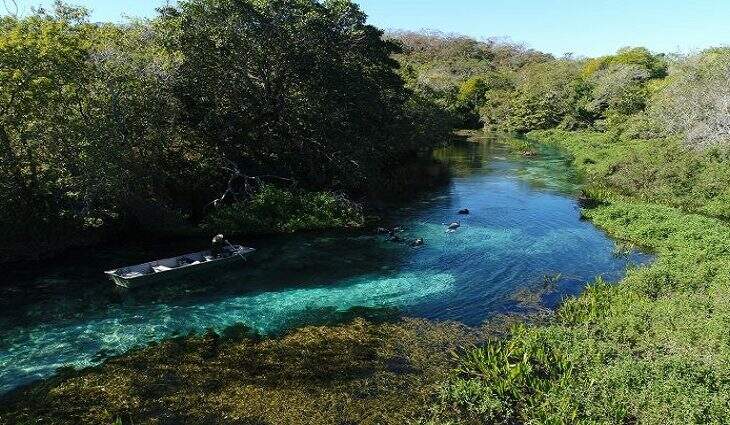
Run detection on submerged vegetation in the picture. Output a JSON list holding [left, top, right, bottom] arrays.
[[0, 318, 496, 424]]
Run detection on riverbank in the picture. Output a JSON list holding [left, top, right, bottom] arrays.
[[1, 151, 455, 268], [436, 130, 730, 424]]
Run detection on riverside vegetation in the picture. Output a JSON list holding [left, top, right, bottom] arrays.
[[407, 35, 730, 424], [0, 0, 454, 263], [3, 1, 730, 424], [435, 130, 730, 423]]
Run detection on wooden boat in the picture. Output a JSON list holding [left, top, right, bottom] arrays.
[[105, 244, 255, 288]]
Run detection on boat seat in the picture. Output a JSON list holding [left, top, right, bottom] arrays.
[[152, 265, 173, 273]]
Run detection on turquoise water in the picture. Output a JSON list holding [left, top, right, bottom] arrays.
[[0, 141, 651, 394]]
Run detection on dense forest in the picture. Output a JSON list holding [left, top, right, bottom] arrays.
[[0, 0, 452, 263], [3, 0, 730, 424], [392, 30, 730, 151]]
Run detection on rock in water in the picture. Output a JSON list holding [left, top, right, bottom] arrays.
[[458, 208, 470, 215]]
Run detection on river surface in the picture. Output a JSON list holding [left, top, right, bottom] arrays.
[[0, 140, 652, 394]]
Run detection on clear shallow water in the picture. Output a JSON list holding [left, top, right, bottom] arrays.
[[0, 141, 652, 394]]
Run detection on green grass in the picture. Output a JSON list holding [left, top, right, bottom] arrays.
[[436, 131, 730, 424]]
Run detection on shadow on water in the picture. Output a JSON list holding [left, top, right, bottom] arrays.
[[0, 230, 409, 330], [0, 136, 654, 394]]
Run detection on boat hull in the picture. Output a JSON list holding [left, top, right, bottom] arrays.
[[105, 246, 255, 289]]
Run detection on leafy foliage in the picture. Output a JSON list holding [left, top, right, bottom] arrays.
[[0, 9, 93, 252], [650, 48, 730, 148], [587, 64, 651, 127], [582, 46, 668, 79], [167, 0, 420, 191], [393, 36, 684, 137], [201, 184, 364, 235], [503, 60, 583, 132], [389, 31, 552, 129], [533, 130, 730, 220]]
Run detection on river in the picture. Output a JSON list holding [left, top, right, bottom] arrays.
[[0, 139, 652, 394]]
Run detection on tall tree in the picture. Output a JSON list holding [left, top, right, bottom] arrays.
[[165, 0, 410, 192]]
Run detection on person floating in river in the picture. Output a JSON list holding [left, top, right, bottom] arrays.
[[211, 234, 226, 258], [410, 238, 424, 247], [445, 221, 460, 233]]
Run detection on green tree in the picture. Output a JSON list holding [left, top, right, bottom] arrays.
[[81, 21, 215, 227], [587, 63, 651, 127], [0, 6, 92, 249], [582, 47, 667, 79], [165, 0, 414, 193], [503, 60, 582, 133]]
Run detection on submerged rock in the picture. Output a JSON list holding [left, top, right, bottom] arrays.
[[458, 208, 470, 215]]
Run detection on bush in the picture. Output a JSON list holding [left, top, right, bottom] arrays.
[[528, 130, 730, 220], [650, 48, 730, 149], [201, 184, 364, 235]]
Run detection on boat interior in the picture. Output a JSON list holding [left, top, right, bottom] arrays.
[[113, 246, 243, 279]]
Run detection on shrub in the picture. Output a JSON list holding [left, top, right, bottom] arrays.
[[650, 48, 730, 149], [201, 184, 364, 235]]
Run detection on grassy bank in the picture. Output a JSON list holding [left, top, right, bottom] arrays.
[[531, 130, 730, 221], [436, 130, 730, 424]]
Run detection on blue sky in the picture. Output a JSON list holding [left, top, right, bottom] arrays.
[[7, 0, 730, 57]]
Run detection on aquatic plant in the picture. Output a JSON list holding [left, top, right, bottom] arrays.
[[0, 319, 494, 424]]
